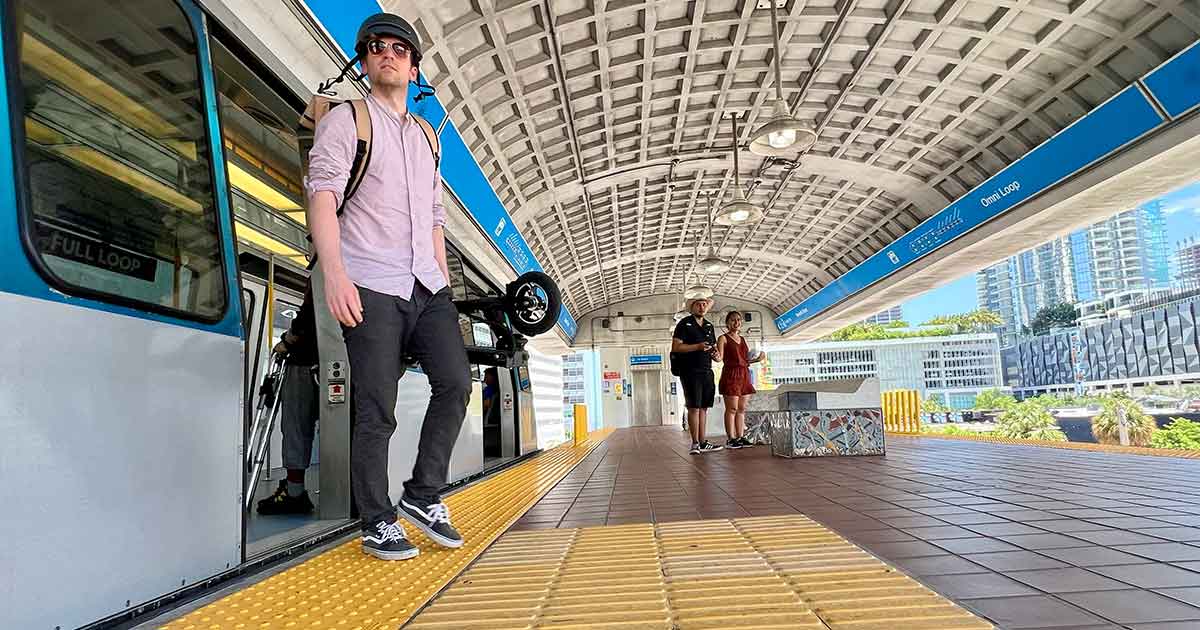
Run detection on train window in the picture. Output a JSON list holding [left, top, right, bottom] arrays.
[[241, 287, 255, 332], [12, 0, 226, 318], [209, 38, 309, 267]]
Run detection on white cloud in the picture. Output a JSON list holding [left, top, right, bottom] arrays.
[[1157, 181, 1200, 216]]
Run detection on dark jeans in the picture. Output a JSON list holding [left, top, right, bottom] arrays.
[[342, 283, 471, 528], [280, 364, 318, 470]]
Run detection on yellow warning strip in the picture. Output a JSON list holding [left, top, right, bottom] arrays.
[[410, 515, 992, 630], [164, 429, 612, 630]]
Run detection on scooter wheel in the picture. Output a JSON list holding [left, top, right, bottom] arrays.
[[505, 271, 561, 337]]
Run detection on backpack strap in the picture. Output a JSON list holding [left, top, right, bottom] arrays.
[[339, 99, 372, 218], [411, 114, 441, 175]]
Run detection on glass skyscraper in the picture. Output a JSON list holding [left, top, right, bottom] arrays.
[[977, 203, 1170, 343]]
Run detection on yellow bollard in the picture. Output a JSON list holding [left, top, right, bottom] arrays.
[[573, 404, 589, 446], [882, 389, 921, 434]]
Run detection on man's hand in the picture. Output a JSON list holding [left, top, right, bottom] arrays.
[[273, 340, 288, 355], [324, 268, 363, 327]]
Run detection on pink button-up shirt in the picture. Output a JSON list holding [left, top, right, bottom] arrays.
[[304, 95, 446, 299]]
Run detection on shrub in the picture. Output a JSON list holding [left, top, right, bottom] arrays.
[[974, 388, 1016, 411], [1028, 427, 1069, 441], [996, 401, 1067, 441], [922, 396, 950, 414], [1150, 418, 1200, 450], [1092, 394, 1156, 446], [920, 425, 974, 436]]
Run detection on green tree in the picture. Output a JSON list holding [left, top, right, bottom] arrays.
[[1029, 303, 1079, 335], [827, 322, 954, 342], [1058, 394, 1101, 408], [1150, 418, 1200, 450], [923, 313, 967, 332], [973, 388, 1016, 411], [922, 309, 1002, 334], [1092, 393, 1156, 446], [922, 395, 951, 414], [965, 308, 1003, 332], [996, 400, 1067, 441]]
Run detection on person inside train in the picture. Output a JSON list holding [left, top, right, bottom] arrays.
[[306, 12, 471, 560], [482, 367, 501, 426], [716, 311, 762, 449], [671, 297, 723, 454], [481, 367, 502, 456], [257, 288, 319, 515]]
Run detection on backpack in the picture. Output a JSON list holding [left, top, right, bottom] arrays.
[[297, 94, 442, 233], [283, 87, 442, 359]]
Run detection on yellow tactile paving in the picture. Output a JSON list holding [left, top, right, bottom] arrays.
[[409, 515, 993, 630], [164, 429, 612, 630]]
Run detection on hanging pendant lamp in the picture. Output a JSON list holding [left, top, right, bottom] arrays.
[[748, 0, 816, 156], [695, 192, 731, 274], [684, 230, 714, 299], [715, 113, 763, 226]]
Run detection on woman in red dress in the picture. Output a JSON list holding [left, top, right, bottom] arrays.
[[716, 311, 762, 449]]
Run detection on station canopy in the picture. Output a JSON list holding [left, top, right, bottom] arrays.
[[396, 0, 1196, 320]]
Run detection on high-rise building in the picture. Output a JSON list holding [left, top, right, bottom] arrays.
[[1175, 237, 1200, 285], [1013, 239, 1076, 326], [1077, 204, 1169, 297], [976, 238, 1073, 343], [978, 204, 1171, 341], [1069, 230, 1095, 302], [862, 306, 904, 325], [977, 260, 1020, 344]]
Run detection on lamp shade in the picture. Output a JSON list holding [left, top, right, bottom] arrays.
[[748, 99, 816, 156], [715, 197, 763, 226], [695, 253, 730, 274]]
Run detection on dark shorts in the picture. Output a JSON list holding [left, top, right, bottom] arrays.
[[680, 370, 715, 409]]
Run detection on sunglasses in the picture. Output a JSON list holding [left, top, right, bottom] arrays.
[[366, 39, 412, 59]]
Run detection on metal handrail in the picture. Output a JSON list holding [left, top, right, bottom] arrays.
[[244, 352, 289, 510]]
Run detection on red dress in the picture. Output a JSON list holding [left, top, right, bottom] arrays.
[[718, 334, 756, 396]]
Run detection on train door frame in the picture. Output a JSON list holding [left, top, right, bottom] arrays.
[[0, 1, 246, 627]]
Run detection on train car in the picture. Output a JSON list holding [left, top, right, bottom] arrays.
[[0, 0, 556, 627]]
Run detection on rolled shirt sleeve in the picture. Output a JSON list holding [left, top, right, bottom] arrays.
[[303, 104, 356, 208]]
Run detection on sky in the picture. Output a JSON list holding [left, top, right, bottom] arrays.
[[899, 179, 1200, 325]]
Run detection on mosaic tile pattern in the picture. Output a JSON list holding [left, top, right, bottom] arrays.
[[766, 409, 886, 457]]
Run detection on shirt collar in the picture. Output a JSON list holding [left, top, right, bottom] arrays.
[[367, 94, 412, 126]]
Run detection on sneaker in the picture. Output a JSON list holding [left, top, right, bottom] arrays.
[[698, 441, 724, 453], [739, 437, 754, 447], [689, 442, 701, 454], [362, 519, 419, 561], [399, 496, 464, 548], [256, 480, 314, 515], [725, 438, 743, 449]]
